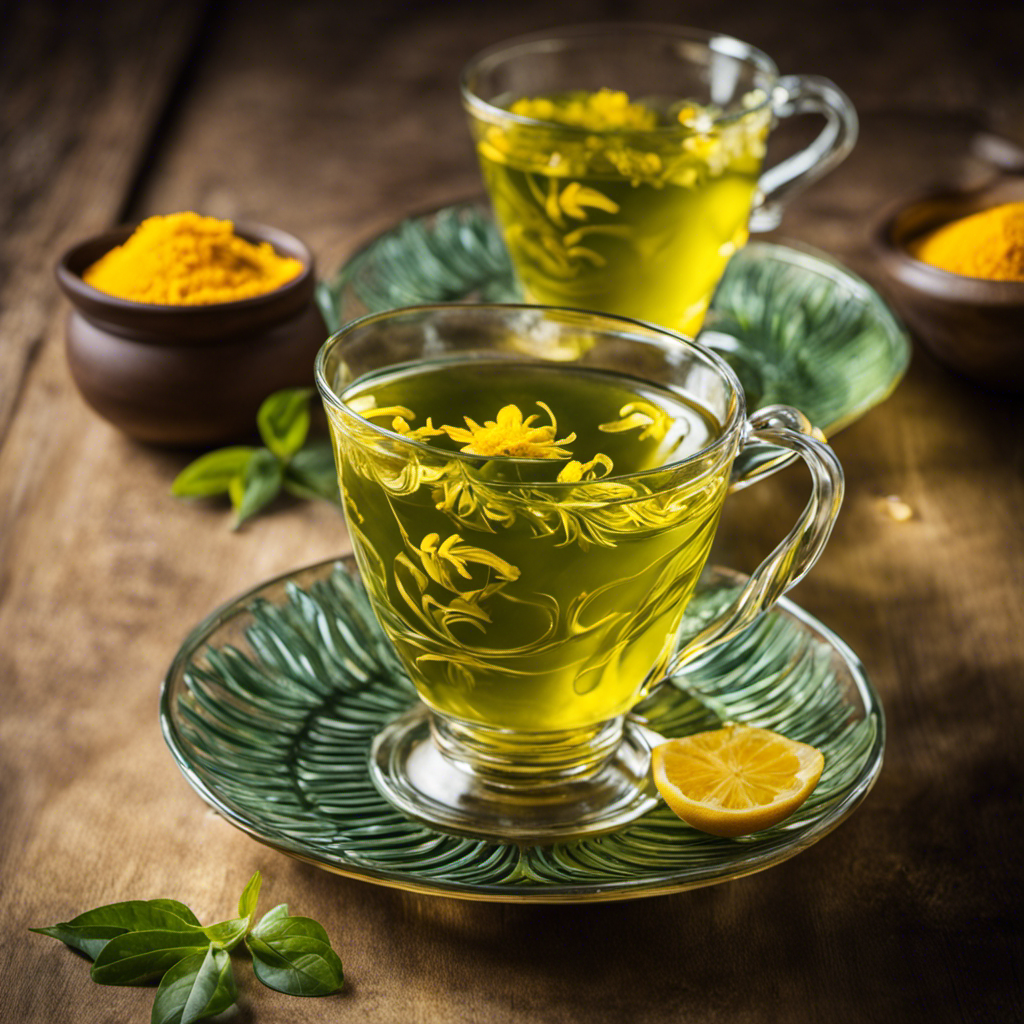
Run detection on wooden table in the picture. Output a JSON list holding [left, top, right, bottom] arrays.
[[2, 1, 1022, 1021]]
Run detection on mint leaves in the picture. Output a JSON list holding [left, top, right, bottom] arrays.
[[171, 388, 341, 529], [31, 872, 343, 1023]]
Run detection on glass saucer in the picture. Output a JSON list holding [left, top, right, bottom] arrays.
[[317, 200, 910, 437], [160, 557, 884, 904]]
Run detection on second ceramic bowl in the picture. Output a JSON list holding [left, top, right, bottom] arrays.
[[873, 178, 1024, 392]]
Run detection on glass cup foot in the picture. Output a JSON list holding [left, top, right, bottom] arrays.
[[369, 705, 660, 842]]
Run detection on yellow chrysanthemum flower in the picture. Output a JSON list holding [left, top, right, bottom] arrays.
[[441, 402, 576, 459], [510, 89, 658, 132]]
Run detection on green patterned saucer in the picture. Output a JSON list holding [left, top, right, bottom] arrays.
[[160, 557, 884, 903], [317, 201, 910, 437]]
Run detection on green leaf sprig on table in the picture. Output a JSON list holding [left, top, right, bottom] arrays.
[[31, 871, 344, 1023], [171, 388, 341, 529]]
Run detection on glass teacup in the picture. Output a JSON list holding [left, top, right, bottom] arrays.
[[316, 305, 843, 840], [462, 25, 858, 336]]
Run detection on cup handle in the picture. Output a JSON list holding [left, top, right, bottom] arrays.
[[749, 74, 859, 232], [664, 404, 844, 674]]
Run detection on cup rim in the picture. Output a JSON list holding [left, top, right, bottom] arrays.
[[315, 302, 747, 487], [459, 22, 779, 133]]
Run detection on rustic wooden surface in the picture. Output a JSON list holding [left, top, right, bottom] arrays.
[[2, 0, 1022, 1021]]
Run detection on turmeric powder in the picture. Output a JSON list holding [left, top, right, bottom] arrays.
[[83, 212, 304, 304], [912, 202, 1024, 282]]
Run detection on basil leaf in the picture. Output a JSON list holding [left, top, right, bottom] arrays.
[[65, 901, 204, 934], [201, 869, 262, 950], [151, 947, 236, 1024], [246, 933, 344, 996], [252, 912, 331, 946], [91, 930, 211, 986], [282, 472, 340, 504], [237, 870, 261, 920], [257, 388, 312, 460], [282, 442, 341, 504], [254, 903, 289, 930], [201, 917, 248, 952], [30, 923, 127, 960], [231, 449, 283, 529], [171, 447, 256, 498], [289, 439, 336, 478], [228, 473, 246, 511], [31, 900, 206, 960], [148, 900, 202, 928]]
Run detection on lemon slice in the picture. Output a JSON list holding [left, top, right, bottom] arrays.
[[651, 725, 825, 838]]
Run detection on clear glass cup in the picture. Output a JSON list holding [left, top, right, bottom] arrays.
[[462, 24, 858, 336], [316, 304, 844, 840]]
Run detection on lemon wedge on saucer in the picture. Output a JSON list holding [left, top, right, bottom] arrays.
[[652, 725, 825, 838]]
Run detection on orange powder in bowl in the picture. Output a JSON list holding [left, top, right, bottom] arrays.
[[912, 202, 1024, 282], [83, 212, 304, 305]]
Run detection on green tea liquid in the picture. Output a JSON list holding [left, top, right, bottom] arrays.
[[472, 90, 769, 335], [329, 359, 731, 733], [483, 166, 756, 333]]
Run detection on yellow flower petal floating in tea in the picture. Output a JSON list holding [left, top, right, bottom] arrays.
[[556, 454, 614, 483], [351, 401, 446, 441], [557, 182, 621, 220], [440, 402, 577, 459], [599, 401, 673, 442], [357, 403, 414, 420], [509, 88, 659, 132], [392, 416, 445, 441], [415, 532, 520, 587]]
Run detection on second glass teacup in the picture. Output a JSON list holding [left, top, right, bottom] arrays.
[[462, 24, 858, 336], [316, 304, 843, 840]]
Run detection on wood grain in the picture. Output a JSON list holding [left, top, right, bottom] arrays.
[[1, 1, 1021, 1022], [0, 0, 212, 445]]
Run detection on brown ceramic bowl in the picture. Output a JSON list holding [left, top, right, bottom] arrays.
[[873, 178, 1024, 392], [56, 222, 329, 445]]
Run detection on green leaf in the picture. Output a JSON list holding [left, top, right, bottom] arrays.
[[91, 930, 211, 986], [257, 388, 313, 460], [282, 441, 341, 504], [254, 904, 289, 930], [200, 869, 262, 951], [148, 900, 202, 928], [201, 917, 248, 952], [288, 439, 336, 478], [246, 909, 343, 996], [65, 901, 204, 933], [31, 901, 205, 959], [171, 447, 256, 498], [230, 448, 283, 529], [252, 913, 332, 946], [30, 923, 128, 960], [237, 870, 262, 920], [246, 934, 344, 996], [151, 947, 236, 1024]]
